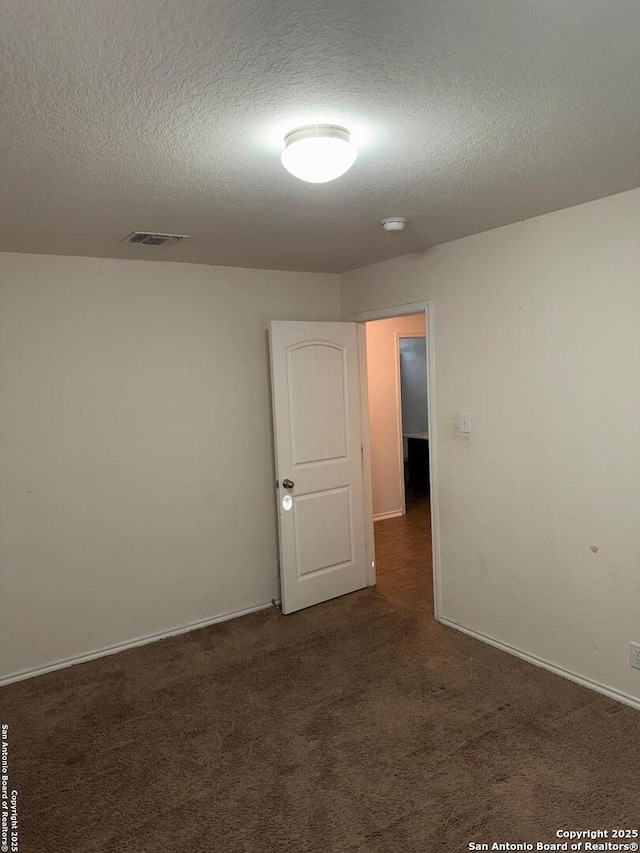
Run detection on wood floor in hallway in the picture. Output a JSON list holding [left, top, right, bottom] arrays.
[[374, 487, 433, 614]]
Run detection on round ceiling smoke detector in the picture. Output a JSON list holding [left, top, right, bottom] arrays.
[[281, 125, 357, 183], [381, 217, 407, 232]]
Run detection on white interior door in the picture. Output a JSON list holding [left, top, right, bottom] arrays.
[[270, 321, 368, 614]]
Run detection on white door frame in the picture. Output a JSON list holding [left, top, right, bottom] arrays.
[[395, 331, 408, 520], [349, 300, 442, 621]]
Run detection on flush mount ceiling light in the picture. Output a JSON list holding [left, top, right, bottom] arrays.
[[381, 217, 407, 232], [280, 125, 357, 183]]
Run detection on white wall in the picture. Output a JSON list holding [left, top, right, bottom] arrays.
[[365, 314, 426, 519], [0, 253, 340, 680], [343, 188, 640, 705]]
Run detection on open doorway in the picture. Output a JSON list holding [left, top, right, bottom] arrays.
[[400, 335, 429, 501], [359, 310, 434, 615], [269, 304, 439, 617]]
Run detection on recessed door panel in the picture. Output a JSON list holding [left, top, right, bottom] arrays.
[[288, 343, 348, 465], [294, 487, 353, 578]]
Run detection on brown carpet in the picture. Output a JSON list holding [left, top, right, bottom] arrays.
[[2, 589, 639, 852]]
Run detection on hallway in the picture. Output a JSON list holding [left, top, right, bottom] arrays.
[[373, 487, 433, 614]]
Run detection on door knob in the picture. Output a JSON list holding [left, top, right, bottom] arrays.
[[282, 479, 294, 489]]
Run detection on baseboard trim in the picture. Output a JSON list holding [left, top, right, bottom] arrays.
[[373, 509, 404, 522], [0, 601, 276, 688], [438, 616, 640, 712]]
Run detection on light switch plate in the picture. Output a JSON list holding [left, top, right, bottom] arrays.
[[459, 412, 471, 433]]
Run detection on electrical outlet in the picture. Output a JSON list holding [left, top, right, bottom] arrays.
[[630, 642, 640, 671]]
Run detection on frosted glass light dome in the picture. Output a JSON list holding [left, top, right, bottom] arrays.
[[280, 125, 357, 183]]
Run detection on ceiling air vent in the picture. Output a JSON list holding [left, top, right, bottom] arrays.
[[122, 231, 190, 247]]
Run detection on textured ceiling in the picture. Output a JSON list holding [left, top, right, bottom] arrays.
[[1, 0, 639, 273]]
